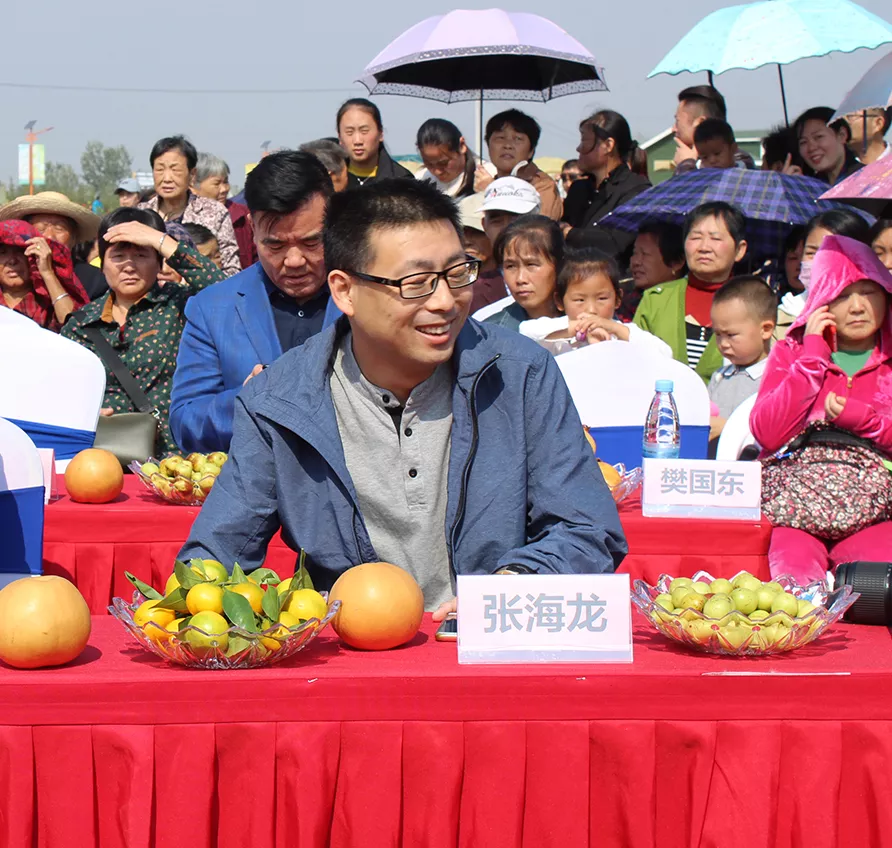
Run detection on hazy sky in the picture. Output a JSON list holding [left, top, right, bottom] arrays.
[[5, 0, 890, 186]]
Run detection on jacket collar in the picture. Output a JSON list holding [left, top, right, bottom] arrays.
[[233, 263, 283, 362]]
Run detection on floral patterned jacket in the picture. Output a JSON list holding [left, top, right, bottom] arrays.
[[140, 192, 240, 277]]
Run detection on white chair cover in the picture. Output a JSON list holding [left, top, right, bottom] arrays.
[[716, 394, 759, 460], [0, 323, 106, 470], [0, 418, 45, 584]]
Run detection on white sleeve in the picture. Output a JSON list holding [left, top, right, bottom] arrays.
[[625, 322, 673, 358], [519, 315, 569, 341]]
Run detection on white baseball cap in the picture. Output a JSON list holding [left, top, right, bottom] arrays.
[[481, 177, 541, 215], [458, 192, 485, 233]]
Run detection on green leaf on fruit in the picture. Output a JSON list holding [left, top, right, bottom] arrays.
[[154, 587, 189, 613], [187, 558, 211, 581], [225, 635, 253, 658], [125, 572, 162, 600], [222, 590, 258, 633], [261, 586, 280, 621], [230, 563, 248, 584], [174, 560, 202, 590], [293, 551, 314, 591], [249, 567, 281, 587]]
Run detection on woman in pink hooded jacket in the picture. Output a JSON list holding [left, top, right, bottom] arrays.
[[751, 235, 892, 583]]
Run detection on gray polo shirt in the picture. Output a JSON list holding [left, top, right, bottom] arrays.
[[329, 333, 454, 610], [707, 358, 767, 419]]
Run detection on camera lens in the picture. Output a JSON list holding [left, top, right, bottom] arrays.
[[835, 561, 892, 625]]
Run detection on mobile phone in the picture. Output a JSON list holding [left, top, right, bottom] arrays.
[[435, 616, 457, 642], [824, 323, 838, 352]]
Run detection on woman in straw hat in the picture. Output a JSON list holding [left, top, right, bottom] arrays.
[[0, 219, 88, 331], [0, 190, 105, 300]]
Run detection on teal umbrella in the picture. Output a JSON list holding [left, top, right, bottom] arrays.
[[648, 0, 892, 124]]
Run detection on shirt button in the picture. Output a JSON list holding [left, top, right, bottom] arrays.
[[298, 310, 304, 317], [404, 427, 413, 437], [408, 468, 418, 478], [382, 394, 390, 404]]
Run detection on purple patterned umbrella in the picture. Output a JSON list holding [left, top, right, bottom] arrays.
[[819, 155, 892, 217], [358, 9, 607, 103], [597, 169, 868, 259]]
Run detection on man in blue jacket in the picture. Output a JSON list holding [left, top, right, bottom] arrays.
[[169, 151, 332, 453], [179, 181, 626, 616]]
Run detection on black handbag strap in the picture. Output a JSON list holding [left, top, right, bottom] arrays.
[[83, 327, 156, 414]]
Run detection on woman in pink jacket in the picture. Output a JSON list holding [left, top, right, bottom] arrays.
[[751, 235, 892, 582]]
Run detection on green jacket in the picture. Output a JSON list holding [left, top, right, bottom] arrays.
[[632, 277, 722, 384]]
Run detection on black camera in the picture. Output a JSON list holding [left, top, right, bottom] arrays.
[[834, 562, 892, 625]]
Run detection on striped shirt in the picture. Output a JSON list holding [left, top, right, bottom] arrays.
[[685, 321, 714, 369]]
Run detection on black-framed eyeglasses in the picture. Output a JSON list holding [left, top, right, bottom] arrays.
[[346, 258, 481, 300]]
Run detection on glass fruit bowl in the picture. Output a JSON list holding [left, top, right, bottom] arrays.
[[610, 464, 643, 504], [110, 590, 340, 670], [631, 571, 858, 656], [129, 456, 213, 506]]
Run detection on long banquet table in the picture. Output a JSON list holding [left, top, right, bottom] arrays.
[[0, 614, 890, 848], [43, 477, 773, 613]]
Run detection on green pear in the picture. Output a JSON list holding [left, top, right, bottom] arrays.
[[770, 592, 800, 617], [732, 572, 762, 592], [756, 586, 777, 612], [691, 582, 711, 596], [140, 462, 160, 477], [654, 593, 674, 613], [703, 594, 734, 619], [730, 588, 759, 616], [709, 578, 734, 595]]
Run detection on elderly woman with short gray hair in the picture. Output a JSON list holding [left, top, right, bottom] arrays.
[[192, 151, 256, 270]]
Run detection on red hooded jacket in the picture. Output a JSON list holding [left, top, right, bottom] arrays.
[[751, 235, 892, 456]]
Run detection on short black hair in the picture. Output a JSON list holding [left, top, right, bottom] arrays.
[[804, 209, 870, 243], [556, 247, 620, 301], [493, 214, 564, 270], [485, 109, 541, 153], [794, 106, 851, 143], [182, 222, 216, 246], [324, 179, 461, 274], [561, 159, 580, 171], [636, 221, 686, 273], [244, 150, 333, 217], [684, 201, 747, 247], [694, 118, 736, 148], [149, 135, 198, 171], [712, 275, 777, 324], [761, 124, 802, 170], [678, 85, 727, 120], [97, 206, 165, 266]]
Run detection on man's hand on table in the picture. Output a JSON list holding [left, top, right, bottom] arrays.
[[432, 598, 456, 622]]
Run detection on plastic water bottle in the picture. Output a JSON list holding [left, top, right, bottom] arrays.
[[642, 379, 680, 459]]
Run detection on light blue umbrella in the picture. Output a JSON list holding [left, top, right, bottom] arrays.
[[649, 0, 892, 124]]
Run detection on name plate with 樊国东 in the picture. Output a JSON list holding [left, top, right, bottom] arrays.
[[642, 458, 761, 520], [456, 573, 632, 664]]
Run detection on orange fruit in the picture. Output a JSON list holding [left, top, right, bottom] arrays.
[[329, 562, 423, 650], [64, 449, 124, 504], [134, 600, 176, 642], [259, 611, 302, 651], [186, 583, 224, 616], [598, 461, 622, 491], [164, 572, 180, 596], [192, 560, 229, 584], [0, 575, 92, 668], [281, 589, 328, 621], [227, 582, 264, 614], [184, 610, 229, 656]]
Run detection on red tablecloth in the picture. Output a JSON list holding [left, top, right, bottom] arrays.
[[0, 614, 890, 848], [43, 477, 772, 614]]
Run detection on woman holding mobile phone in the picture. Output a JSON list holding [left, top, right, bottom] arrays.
[[751, 235, 892, 584]]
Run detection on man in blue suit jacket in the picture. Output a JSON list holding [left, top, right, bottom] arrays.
[[170, 151, 333, 453]]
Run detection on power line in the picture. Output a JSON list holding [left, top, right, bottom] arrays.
[[0, 81, 359, 95]]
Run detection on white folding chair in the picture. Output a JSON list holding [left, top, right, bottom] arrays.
[[0, 418, 45, 586], [716, 394, 759, 460], [472, 294, 513, 322], [0, 324, 105, 471], [556, 340, 711, 468]]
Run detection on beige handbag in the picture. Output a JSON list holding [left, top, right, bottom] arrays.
[[84, 328, 160, 466]]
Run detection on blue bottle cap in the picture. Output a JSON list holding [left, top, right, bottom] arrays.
[[655, 379, 674, 392]]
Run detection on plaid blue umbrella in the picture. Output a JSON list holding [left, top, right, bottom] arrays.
[[596, 169, 866, 259]]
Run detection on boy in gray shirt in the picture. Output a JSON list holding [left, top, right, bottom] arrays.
[[708, 276, 777, 446]]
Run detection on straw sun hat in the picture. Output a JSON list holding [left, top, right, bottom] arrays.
[[0, 191, 100, 242]]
